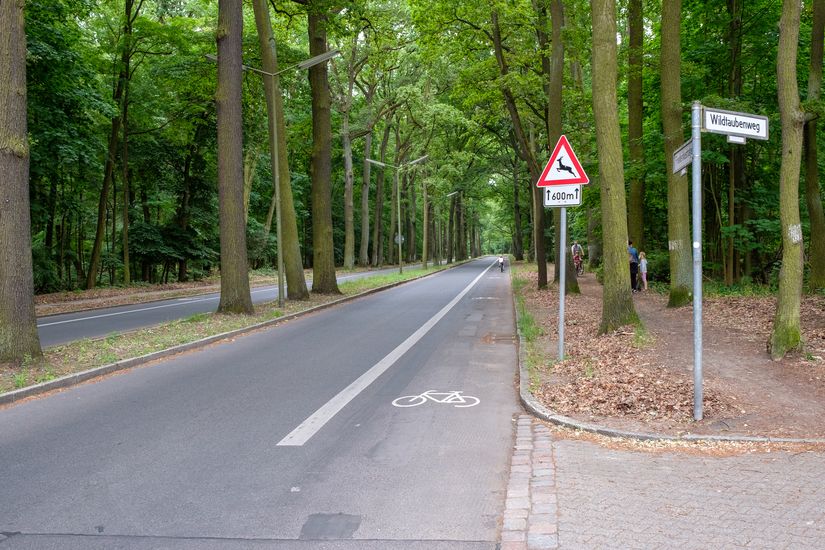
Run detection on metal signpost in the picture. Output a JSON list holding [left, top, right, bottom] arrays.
[[688, 102, 768, 420], [536, 135, 589, 361]]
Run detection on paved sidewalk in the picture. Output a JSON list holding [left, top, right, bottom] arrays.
[[502, 415, 825, 549]]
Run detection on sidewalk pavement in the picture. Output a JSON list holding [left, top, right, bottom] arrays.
[[501, 414, 825, 549]]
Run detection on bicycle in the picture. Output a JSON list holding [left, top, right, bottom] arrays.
[[392, 390, 480, 408], [573, 254, 584, 276]]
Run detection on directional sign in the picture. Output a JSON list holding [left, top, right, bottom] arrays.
[[537, 135, 589, 186], [672, 139, 693, 174], [543, 184, 582, 207], [703, 107, 769, 141]]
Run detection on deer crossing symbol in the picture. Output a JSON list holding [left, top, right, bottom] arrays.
[[556, 156, 576, 177]]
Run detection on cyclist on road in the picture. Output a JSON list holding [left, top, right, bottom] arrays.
[[498, 255, 505, 272]]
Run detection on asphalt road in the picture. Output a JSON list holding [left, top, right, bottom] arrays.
[[1, 258, 519, 549], [36, 265, 426, 348]]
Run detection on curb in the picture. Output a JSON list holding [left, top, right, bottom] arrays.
[[2, 262, 469, 407], [512, 270, 825, 445]]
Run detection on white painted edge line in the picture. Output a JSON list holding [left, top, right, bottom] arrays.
[[277, 260, 496, 447], [36, 295, 220, 327]]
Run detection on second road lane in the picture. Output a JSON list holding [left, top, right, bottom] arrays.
[[37, 265, 425, 348]]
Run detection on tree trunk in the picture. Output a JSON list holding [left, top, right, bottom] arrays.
[[389, 168, 398, 265], [216, 0, 253, 314], [660, 0, 692, 307], [306, 9, 339, 293], [87, 0, 138, 289], [406, 173, 416, 261], [342, 112, 355, 269], [177, 147, 193, 282], [491, 8, 546, 288], [372, 122, 391, 266], [627, 0, 644, 251], [592, 0, 638, 333], [121, 86, 131, 286], [242, 146, 257, 225], [447, 194, 456, 263], [252, 0, 309, 299], [805, 0, 825, 291], [0, 0, 43, 361], [770, 0, 804, 359], [512, 149, 524, 260], [726, 0, 745, 285], [359, 132, 373, 266]]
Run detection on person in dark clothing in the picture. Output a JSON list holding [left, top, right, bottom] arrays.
[[628, 241, 640, 292]]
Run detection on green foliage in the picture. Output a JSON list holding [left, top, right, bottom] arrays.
[[704, 281, 776, 297], [17, 0, 824, 314], [31, 233, 61, 293]]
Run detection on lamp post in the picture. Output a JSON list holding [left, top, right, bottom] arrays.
[[365, 155, 428, 274], [206, 49, 340, 307]]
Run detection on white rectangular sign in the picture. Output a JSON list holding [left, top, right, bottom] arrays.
[[543, 184, 582, 207], [672, 139, 693, 174], [703, 107, 769, 140]]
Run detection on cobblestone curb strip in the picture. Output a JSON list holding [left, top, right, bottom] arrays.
[[513, 282, 825, 445], [1, 262, 472, 407], [501, 415, 559, 550]]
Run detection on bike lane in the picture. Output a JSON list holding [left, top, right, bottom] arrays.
[[268, 257, 520, 545]]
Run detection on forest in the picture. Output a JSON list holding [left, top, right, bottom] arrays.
[[0, 0, 822, 362]]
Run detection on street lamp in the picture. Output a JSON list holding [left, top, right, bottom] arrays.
[[365, 154, 428, 274], [206, 49, 340, 307]]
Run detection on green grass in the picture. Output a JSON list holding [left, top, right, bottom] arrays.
[[633, 323, 655, 348], [13, 369, 28, 389], [510, 264, 551, 392], [703, 280, 776, 297]]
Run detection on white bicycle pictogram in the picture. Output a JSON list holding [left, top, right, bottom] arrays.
[[392, 390, 480, 408]]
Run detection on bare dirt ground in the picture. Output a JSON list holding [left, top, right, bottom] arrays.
[[521, 268, 825, 440]]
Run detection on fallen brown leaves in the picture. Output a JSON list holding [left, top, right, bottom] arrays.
[[518, 268, 736, 425]]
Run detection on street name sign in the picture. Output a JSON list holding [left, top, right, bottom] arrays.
[[543, 184, 582, 207], [702, 107, 769, 141], [672, 139, 693, 174], [537, 135, 589, 186]]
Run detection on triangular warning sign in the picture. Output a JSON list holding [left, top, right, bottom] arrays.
[[537, 135, 589, 186]]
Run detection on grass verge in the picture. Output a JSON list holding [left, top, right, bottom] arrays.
[[511, 263, 548, 392]]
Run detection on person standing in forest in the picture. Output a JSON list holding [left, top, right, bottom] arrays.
[[628, 241, 640, 292], [639, 251, 648, 291]]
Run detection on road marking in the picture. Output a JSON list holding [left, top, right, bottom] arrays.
[[37, 287, 282, 327], [277, 261, 495, 446], [392, 390, 480, 408], [36, 296, 220, 327]]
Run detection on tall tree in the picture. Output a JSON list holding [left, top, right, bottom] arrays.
[[372, 120, 393, 266], [725, 0, 746, 284], [491, 7, 547, 289], [660, 0, 692, 307], [86, 0, 142, 289], [0, 0, 43, 361], [302, 1, 340, 294], [252, 0, 309, 300], [626, 0, 644, 251], [330, 35, 365, 270], [215, 0, 253, 314], [804, 0, 825, 291], [591, 0, 637, 332], [770, 0, 804, 359]]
